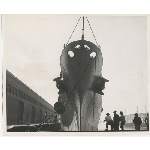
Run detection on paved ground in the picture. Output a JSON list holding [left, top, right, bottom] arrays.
[[98, 122, 148, 131]]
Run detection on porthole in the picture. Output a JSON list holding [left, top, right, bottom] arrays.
[[90, 52, 96, 58], [68, 51, 74, 57]]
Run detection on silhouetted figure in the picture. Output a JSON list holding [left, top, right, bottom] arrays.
[[119, 111, 126, 131], [104, 113, 113, 131], [145, 113, 149, 131], [113, 111, 120, 131], [133, 113, 142, 131]]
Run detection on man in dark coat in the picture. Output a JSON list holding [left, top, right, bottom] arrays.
[[113, 110, 120, 131], [119, 111, 126, 131], [145, 113, 149, 131], [133, 113, 142, 131]]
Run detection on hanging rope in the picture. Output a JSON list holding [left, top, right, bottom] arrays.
[[86, 17, 99, 47], [61, 57, 93, 113], [66, 17, 99, 96], [37, 117, 50, 132], [66, 17, 81, 45], [69, 57, 93, 96], [37, 57, 93, 132], [37, 112, 57, 132]]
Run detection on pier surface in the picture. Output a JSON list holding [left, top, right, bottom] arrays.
[[98, 123, 147, 131]]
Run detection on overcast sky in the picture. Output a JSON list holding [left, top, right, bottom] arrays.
[[3, 15, 148, 120]]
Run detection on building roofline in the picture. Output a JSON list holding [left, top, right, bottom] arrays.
[[6, 70, 54, 110]]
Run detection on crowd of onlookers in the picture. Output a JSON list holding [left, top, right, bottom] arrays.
[[104, 111, 149, 131]]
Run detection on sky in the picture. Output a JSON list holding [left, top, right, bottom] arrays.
[[3, 15, 148, 121]]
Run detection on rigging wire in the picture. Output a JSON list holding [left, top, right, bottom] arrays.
[[36, 17, 98, 132], [66, 17, 81, 45], [36, 112, 58, 132], [37, 117, 50, 132], [67, 57, 93, 131], [68, 57, 93, 96], [37, 57, 94, 132], [62, 57, 93, 110], [86, 17, 99, 47], [66, 17, 99, 97], [36, 56, 93, 131]]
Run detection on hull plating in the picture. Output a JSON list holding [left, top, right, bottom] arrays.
[[59, 40, 103, 131]]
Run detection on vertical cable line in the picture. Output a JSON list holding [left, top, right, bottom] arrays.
[[66, 17, 81, 45], [86, 17, 99, 47]]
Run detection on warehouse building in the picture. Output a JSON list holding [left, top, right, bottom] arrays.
[[6, 70, 55, 126]]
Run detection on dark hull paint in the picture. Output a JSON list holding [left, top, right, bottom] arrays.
[[59, 40, 103, 131]]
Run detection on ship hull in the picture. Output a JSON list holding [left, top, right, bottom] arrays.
[[58, 40, 103, 131]]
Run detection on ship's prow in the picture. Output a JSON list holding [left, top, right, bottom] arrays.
[[53, 17, 108, 131]]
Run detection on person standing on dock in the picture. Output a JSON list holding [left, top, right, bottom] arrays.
[[113, 111, 120, 131], [104, 113, 113, 131], [145, 113, 149, 131], [119, 111, 126, 131], [133, 113, 142, 131]]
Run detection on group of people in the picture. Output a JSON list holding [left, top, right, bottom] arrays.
[[104, 111, 149, 131], [104, 110, 125, 131]]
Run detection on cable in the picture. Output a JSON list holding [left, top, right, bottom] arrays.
[[37, 117, 50, 132], [62, 57, 93, 111], [66, 17, 81, 45], [69, 57, 93, 96], [54, 17, 97, 131], [86, 17, 99, 47], [67, 57, 93, 131], [37, 112, 57, 132]]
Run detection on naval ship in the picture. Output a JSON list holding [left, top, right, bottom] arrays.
[[53, 16, 109, 131]]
